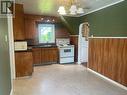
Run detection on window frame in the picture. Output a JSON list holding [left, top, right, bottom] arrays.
[[37, 23, 56, 45]]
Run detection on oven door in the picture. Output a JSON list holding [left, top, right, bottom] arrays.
[[59, 47, 74, 57]]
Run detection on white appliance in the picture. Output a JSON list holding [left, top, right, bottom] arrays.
[[14, 41, 27, 51], [78, 23, 89, 64], [56, 39, 74, 64]]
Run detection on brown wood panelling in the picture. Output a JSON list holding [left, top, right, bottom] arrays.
[[24, 14, 60, 40], [70, 36, 78, 62], [55, 28, 70, 38], [24, 14, 70, 45], [88, 38, 127, 87], [15, 52, 33, 77], [13, 4, 25, 40], [24, 14, 60, 23]]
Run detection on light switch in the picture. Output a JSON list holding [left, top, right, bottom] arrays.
[[5, 35, 8, 42]]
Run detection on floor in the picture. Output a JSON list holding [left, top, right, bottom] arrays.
[[13, 64, 127, 95]]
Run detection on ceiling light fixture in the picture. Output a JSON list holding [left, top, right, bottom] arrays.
[[57, 6, 66, 15], [57, 0, 84, 15]]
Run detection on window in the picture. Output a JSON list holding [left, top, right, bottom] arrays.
[[38, 24, 55, 44]]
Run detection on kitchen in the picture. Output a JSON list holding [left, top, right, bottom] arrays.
[[13, 4, 79, 77], [0, 0, 127, 95]]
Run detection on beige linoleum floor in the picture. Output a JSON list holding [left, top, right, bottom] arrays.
[[13, 64, 127, 95]]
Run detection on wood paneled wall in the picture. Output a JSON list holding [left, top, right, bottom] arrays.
[[24, 14, 70, 45], [55, 28, 70, 38], [70, 35, 79, 62], [88, 38, 127, 87]]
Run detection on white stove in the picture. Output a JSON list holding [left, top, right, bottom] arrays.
[[56, 39, 74, 64]]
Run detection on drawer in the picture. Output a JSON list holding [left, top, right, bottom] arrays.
[[60, 57, 74, 64]]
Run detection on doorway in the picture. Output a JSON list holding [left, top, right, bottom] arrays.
[[78, 22, 89, 65]]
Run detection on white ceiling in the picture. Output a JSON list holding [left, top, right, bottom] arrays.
[[15, 0, 124, 17]]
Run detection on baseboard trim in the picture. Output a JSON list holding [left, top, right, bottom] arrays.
[[89, 37, 127, 39], [10, 88, 13, 95], [87, 68, 127, 91]]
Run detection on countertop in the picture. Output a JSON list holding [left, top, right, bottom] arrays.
[[15, 45, 58, 52], [31, 45, 58, 48]]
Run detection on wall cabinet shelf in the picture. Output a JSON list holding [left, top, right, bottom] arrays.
[[24, 17, 36, 39], [13, 4, 25, 40]]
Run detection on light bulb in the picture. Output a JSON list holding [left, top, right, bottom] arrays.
[[58, 6, 66, 15]]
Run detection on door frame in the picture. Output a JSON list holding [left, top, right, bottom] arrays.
[[78, 22, 89, 65], [7, 14, 16, 80]]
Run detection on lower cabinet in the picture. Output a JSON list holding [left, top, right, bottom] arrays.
[[15, 51, 33, 77], [32, 47, 58, 65], [32, 48, 42, 65]]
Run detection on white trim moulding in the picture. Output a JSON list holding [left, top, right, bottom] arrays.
[[10, 89, 13, 95], [89, 37, 127, 39], [80, 0, 125, 17], [70, 35, 79, 37], [87, 68, 127, 91]]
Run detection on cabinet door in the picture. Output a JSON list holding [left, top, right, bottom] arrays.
[[24, 18, 36, 39], [32, 48, 41, 65], [51, 48, 58, 62], [13, 4, 25, 40], [41, 48, 58, 63], [33, 47, 58, 65], [15, 52, 33, 77], [41, 48, 46, 63], [47, 49, 51, 62], [47, 48, 58, 63], [41, 48, 51, 63]]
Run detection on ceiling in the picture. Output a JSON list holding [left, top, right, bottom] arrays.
[[15, 0, 124, 17]]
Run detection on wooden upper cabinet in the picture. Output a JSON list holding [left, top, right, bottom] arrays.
[[13, 4, 25, 40], [24, 17, 36, 39]]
